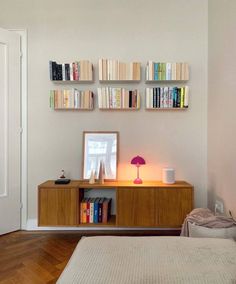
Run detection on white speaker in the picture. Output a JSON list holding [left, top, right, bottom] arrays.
[[162, 168, 175, 184]]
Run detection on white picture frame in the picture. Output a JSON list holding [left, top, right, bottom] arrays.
[[82, 131, 118, 180]]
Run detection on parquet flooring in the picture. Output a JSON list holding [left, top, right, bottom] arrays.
[[0, 229, 180, 283], [0, 231, 81, 284]]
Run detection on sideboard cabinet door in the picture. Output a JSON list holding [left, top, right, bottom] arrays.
[[38, 187, 78, 226], [117, 188, 156, 227]]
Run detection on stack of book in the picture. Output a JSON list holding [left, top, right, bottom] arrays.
[[49, 60, 93, 81], [98, 87, 140, 109], [98, 59, 141, 81], [146, 86, 189, 109], [146, 62, 189, 81], [50, 89, 94, 109], [80, 198, 112, 224]]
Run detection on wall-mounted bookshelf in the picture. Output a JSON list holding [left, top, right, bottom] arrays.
[[146, 86, 189, 109], [50, 89, 94, 110], [49, 60, 93, 82], [146, 61, 189, 82], [98, 87, 140, 110], [98, 59, 141, 82]]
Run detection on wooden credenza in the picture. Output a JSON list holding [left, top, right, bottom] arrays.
[[38, 180, 193, 228]]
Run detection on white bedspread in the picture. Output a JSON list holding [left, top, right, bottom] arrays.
[[57, 236, 236, 284]]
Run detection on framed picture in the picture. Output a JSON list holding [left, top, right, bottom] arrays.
[[82, 131, 118, 180]]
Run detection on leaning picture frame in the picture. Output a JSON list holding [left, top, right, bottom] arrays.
[[82, 131, 118, 180]]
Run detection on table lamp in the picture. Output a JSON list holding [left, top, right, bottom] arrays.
[[131, 155, 146, 184]]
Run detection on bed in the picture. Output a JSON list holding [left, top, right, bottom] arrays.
[[57, 236, 236, 284]]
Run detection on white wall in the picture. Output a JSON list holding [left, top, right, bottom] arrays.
[[0, 0, 208, 219], [208, 0, 236, 216]]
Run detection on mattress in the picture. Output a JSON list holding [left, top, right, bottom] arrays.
[[57, 236, 236, 284]]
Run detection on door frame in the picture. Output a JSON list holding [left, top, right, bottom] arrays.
[[9, 29, 28, 230]]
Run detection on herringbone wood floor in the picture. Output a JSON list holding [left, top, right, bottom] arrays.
[[0, 231, 82, 284], [0, 230, 180, 283]]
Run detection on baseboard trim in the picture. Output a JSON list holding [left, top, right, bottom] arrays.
[[26, 219, 181, 232]]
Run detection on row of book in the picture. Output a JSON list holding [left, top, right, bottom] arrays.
[[97, 87, 140, 109], [98, 59, 141, 81], [50, 89, 94, 109], [80, 198, 112, 224], [49, 60, 93, 81], [146, 87, 189, 109], [146, 62, 189, 81]]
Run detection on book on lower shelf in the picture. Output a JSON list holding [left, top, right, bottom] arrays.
[[50, 89, 94, 110], [98, 87, 140, 109], [80, 197, 112, 224], [146, 86, 189, 109], [146, 61, 189, 81], [49, 60, 93, 82]]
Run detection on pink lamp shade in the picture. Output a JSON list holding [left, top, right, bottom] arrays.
[[131, 156, 146, 184]]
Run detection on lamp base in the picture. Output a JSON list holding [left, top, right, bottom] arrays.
[[133, 178, 143, 184]]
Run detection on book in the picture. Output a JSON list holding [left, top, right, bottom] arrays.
[[51, 61, 57, 80], [162, 63, 166, 80], [176, 88, 181, 108], [163, 87, 169, 108], [89, 198, 95, 223], [166, 63, 171, 80], [69, 63, 73, 81], [176, 63, 181, 80], [80, 198, 88, 224], [157, 87, 160, 108], [171, 63, 177, 80], [98, 198, 105, 223], [49, 61, 53, 80], [153, 88, 157, 108], [102, 198, 112, 223], [184, 86, 189, 107], [93, 198, 100, 223], [146, 88, 150, 108], [57, 64, 63, 81], [173, 87, 178, 107], [129, 91, 132, 108], [160, 87, 164, 108], [154, 63, 158, 80], [158, 63, 162, 80], [98, 59, 103, 80], [168, 87, 173, 108], [86, 198, 91, 223], [180, 87, 184, 108], [64, 64, 70, 80]]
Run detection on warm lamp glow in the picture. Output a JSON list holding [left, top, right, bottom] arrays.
[[131, 155, 146, 184]]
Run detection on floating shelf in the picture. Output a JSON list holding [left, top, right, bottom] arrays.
[[49, 60, 93, 82], [146, 86, 189, 109], [50, 89, 94, 110], [146, 108, 188, 110], [146, 61, 189, 81], [98, 87, 140, 110], [99, 59, 141, 81]]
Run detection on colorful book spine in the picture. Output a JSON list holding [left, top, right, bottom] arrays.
[[145, 86, 189, 109], [154, 63, 158, 80], [89, 198, 94, 223], [93, 198, 99, 223], [98, 198, 104, 223], [49, 60, 92, 81], [86, 198, 90, 223], [80, 198, 88, 224], [146, 62, 189, 81]]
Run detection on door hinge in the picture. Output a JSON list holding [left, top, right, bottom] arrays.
[[20, 52, 23, 58], [20, 202, 23, 209], [20, 128, 23, 134]]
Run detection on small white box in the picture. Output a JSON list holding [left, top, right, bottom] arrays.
[[162, 168, 175, 184]]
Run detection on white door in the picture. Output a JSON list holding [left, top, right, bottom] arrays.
[[0, 28, 21, 235]]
